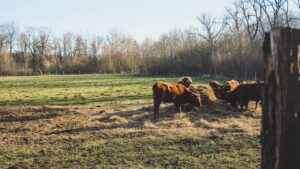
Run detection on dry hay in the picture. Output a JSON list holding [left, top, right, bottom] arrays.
[[157, 117, 194, 128], [142, 120, 158, 129], [0, 102, 262, 156], [189, 84, 217, 105], [109, 115, 129, 124], [241, 80, 257, 84]]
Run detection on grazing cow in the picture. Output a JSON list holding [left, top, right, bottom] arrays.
[[224, 80, 239, 91], [209, 80, 223, 89], [210, 80, 239, 100], [226, 82, 264, 111], [177, 76, 193, 88], [152, 81, 201, 119], [209, 80, 224, 99], [220, 80, 240, 100]]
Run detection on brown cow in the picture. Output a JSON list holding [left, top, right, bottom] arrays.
[[152, 81, 201, 119], [220, 80, 239, 100], [226, 82, 264, 111], [210, 80, 239, 100], [209, 80, 224, 99], [225, 80, 239, 91], [177, 76, 193, 88], [209, 80, 223, 89]]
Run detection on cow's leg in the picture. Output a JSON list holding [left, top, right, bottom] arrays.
[[240, 100, 247, 111], [153, 101, 160, 120], [153, 98, 161, 120], [174, 103, 181, 113], [230, 99, 237, 108], [245, 101, 249, 111], [240, 102, 244, 111]]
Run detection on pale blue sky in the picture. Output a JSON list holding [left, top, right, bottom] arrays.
[[0, 0, 233, 41]]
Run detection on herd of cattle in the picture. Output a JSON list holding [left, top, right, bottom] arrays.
[[152, 77, 264, 119]]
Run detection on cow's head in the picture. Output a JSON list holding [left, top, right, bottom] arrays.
[[209, 80, 223, 89], [178, 76, 193, 88]]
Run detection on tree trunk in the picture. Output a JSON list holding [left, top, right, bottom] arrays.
[[262, 27, 300, 169]]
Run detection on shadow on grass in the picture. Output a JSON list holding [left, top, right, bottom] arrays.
[[0, 107, 68, 123], [0, 113, 60, 123]]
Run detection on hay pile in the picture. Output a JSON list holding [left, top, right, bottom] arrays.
[[189, 84, 217, 105]]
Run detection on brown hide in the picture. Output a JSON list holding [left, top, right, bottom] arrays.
[[227, 82, 264, 110], [225, 80, 239, 92], [152, 81, 201, 119], [210, 80, 239, 100]]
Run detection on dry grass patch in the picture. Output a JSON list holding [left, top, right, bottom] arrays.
[[0, 101, 261, 168]]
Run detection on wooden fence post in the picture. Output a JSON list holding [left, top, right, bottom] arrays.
[[262, 27, 300, 169]]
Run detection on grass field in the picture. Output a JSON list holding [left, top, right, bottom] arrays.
[[0, 74, 261, 168], [0, 74, 212, 106]]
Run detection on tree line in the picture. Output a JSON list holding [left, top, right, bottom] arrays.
[[0, 0, 299, 79]]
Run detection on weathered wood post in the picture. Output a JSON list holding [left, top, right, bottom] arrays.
[[262, 27, 300, 169]]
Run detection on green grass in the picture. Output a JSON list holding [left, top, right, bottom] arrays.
[[0, 74, 212, 106], [0, 74, 260, 168], [79, 135, 260, 169], [1, 135, 260, 169]]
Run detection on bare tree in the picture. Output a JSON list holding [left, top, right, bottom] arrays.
[[25, 27, 39, 73], [260, 0, 289, 28], [52, 37, 63, 67], [5, 22, 18, 56], [74, 34, 86, 57], [197, 13, 226, 75], [0, 22, 19, 56], [197, 13, 225, 46], [17, 32, 30, 71], [38, 27, 51, 55], [25, 27, 51, 73], [239, 0, 263, 40], [225, 2, 243, 34], [90, 35, 104, 58], [62, 32, 74, 57], [0, 24, 8, 50], [89, 35, 104, 71]]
